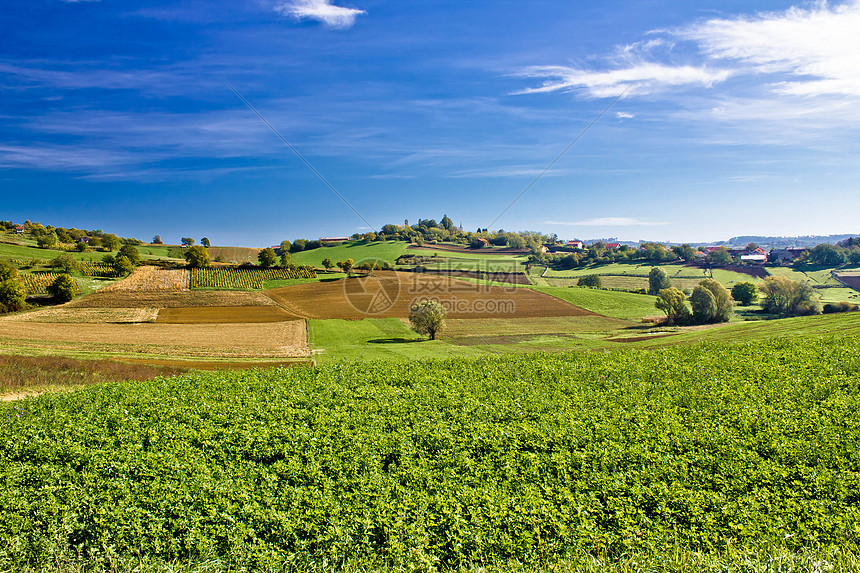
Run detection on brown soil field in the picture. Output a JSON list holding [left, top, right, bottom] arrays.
[[835, 273, 860, 290], [264, 271, 593, 319], [101, 266, 190, 292], [401, 268, 531, 285], [117, 358, 310, 370], [156, 306, 302, 323], [67, 289, 278, 309], [0, 320, 309, 358]]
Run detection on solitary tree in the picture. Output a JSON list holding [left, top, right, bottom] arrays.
[[577, 275, 602, 288], [47, 274, 77, 303], [181, 237, 195, 247], [152, 235, 163, 244], [280, 250, 292, 268], [648, 267, 671, 294], [49, 253, 78, 273], [280, 240, 292, 254], [184, 245, 211, 268], [201, 237, 211, 248], [321, 257, 334, 270], [690, 279, 733, 323], [409, 300, 446, 340], [113, 255, 134, 276], [117, 245, 140, 266], [258, 247, 277, 268], [731, 282, 758, 306], [655, 287, 690, 325], [759, 276, 820, 317]]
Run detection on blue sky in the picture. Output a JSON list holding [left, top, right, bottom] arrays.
[[2, 0, 859, 246]]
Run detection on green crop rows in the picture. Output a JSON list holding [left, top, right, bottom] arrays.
[[2, 338, 860, 570]]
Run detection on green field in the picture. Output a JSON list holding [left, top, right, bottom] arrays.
[[289, 240, 408, 268], [405, 246, 528, 272], [3, 338, 859, 570], [531, 286, 658, 321]]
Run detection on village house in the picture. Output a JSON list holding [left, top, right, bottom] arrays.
[[565, 240, 584, 249]]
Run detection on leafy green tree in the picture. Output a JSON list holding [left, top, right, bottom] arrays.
[[731, 282, 758, 306], [102, 234, 121, 251], [690, 279, 733, 323], [0, 278, 26, 313], [152, 235, 163, 244], [201, 237, 211, 248], [336, 258, 354, 276], [101, 254, 116, 265], [280, 240, 292, 254], [672, 244, 696, 261], [36, 232, 58, 249], [577, 275, 602, 288], [280, 251, 292, 268], [47, 274, 77, 303], [759, 276, 821, 317], [74, 241, 87, 252], [258, 247, 277, 268], [117, 245, 140, 266], [49, 253, 78, 273], [655, 287, 689, 326], [0, 260, 16, 282], [706, 246, 732, 266], [808, 243, 845, 266], [440, 214, 454, 231], [181, 237, 195, 247], [648, 267, 671, 294], [184, 245, 211, 268], [113, 255, 134, 276], [409, 300, 447, 340], [321, 257, 334, 270], [291, 239, 307, 253]]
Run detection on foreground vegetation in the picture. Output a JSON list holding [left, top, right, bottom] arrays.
[[2, 338, 860, 570]]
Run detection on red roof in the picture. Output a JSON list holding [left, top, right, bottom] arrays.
[[605, 243, 621, 249]]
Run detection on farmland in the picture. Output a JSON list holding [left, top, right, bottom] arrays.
[[289, 240, 408, 268], [190, 267, 316, 290], [2, 338, 859, 570]]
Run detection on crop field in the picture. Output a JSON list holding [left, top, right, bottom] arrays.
[[2, 338, 859, 570], [0, 307, 159, 324], [0, 320, 309, 359], [190, 267, 316, 290], [18, 272, 80, 295], [156, 306, 302, 323], [66, 289, 280, 309], [78, 261, 124, 278], [101, 266, 190, 292], [264, 271, 593, 320]]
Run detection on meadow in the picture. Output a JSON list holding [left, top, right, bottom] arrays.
[[2, 338, 859, 571], [289, 241, 408, 268]]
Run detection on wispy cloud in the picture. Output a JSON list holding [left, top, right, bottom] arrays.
[[615, 112, 635, 119], [547, 217, 667, 227], [275, 0, 365, 29], [519, 1, 860, 120]]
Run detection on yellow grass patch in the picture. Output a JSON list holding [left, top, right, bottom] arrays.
[[102, 266, 190, 292], [0, 307, 158, 323], [67, 289, 279, 309], [156, 306, 301, 323]]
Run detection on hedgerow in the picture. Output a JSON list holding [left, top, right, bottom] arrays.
[[1, 338, 859, 570]]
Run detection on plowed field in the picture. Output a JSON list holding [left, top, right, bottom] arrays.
[[264, 271, 593, 319], [156, 306, 301, 323]]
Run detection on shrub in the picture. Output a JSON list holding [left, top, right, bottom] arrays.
[[731, 282, 758, 306], [117, 245, 140, 266], [577, 275, 602, 288], [0, 279, 26, 313], [113, 255, 134, 276], [759, 276, 821, 317], [184, 245, 211, 268], [47, 274, 77, 303], [823, 302, 859, 314], [49, 253, 78, 273], [655, 287, 690, 326]]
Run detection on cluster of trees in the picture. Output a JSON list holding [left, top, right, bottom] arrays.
[[2, 221, 142, 252], [654, 270, 823, 325], [46, 245, 141, 277], [793, 242, 860, 266]]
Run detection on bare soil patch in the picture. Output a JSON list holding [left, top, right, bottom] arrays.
[[400, 268, 531, 285], [68, 289, 278, 309], [117, 358, 310, 370], [834, 273, 860, 290], [156, 306, 301, 323], [264, 271, 593, 319], [1, 320, 309, 358]]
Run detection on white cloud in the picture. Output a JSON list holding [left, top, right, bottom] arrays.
[[546, 218, 667, 227], [275, 0, 365, 29], [519, 1, 860, 104], [615, 112, 635, 119], [515, 63, 730, 98]]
